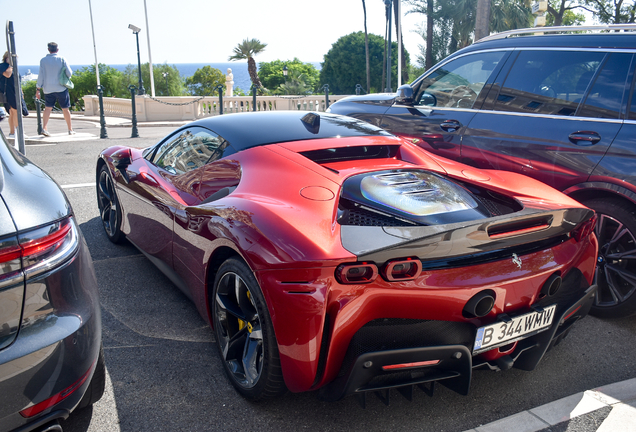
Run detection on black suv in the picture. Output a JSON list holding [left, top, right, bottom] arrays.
[[328, 25, 636, 318]]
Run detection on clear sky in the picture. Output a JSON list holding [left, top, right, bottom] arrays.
[[4, 0, 426, 66]]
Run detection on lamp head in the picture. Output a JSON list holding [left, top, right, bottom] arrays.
[[128, 24, 141, 33]]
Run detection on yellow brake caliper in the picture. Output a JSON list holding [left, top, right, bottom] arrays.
[[238, 291, 253, 332]]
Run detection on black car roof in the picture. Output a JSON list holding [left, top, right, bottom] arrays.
[[187, 111, 391, 152]]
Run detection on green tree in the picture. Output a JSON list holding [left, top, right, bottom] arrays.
[[408, 0, 531, 71], [546, 2, 586, 25], [320, 31, 408, 94], [71, 64, 128, 103], [184, 66, 226, 96], [582, 0, 635, 23], [229, 38, 267, 91], [276, 71, 312, 95], [124, 63, 184, 96], [22, 81, 37, 111], [258, 58, 320, 94], [151, 63, 185, 96], [233, 87, 247, 96]]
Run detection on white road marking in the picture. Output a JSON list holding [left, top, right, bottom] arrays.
[[61, 183, 96, 189]]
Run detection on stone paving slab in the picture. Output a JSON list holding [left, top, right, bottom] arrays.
[[467, 378, 636, 432]]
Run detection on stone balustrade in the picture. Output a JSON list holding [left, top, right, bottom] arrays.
[[82, 94, 351, 121]]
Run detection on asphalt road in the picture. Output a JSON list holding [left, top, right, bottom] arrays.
[[8, 117, 636, 432]]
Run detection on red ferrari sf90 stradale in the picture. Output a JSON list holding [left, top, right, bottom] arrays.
[[96, 111, 597, 405]]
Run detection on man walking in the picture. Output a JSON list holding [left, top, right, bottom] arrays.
[[35, 42, 75, 136]]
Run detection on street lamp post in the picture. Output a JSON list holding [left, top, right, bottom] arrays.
[[162, 72, 169, 95], [283, 65, 288, 83], [128, 24, 145, 95]]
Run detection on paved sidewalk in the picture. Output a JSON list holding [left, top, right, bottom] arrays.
[[465, 378, 636, 432], [2, 111, 188, 145]]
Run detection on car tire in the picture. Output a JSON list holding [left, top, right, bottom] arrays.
[[583, 197, 636, 318], [78, 344, 106, 409], [97, 164, 125, 244], [212, 258, 286, 400]]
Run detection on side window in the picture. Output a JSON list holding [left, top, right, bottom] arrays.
[[578, 53, 632, 119], [494, 50, 605, 116], [416, 51, 506, 109], [153, 127, 230, 175], [630, 77, 636, 120]]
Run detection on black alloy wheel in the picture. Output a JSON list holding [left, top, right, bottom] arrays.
[[97, 165, 125, 244], [212, 258, 286, 400], [585, 197, 636, 318]]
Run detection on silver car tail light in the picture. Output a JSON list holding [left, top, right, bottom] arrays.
[[19, 216, 79, 280]]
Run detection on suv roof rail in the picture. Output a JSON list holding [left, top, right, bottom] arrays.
[[477, 24, 636, 43]]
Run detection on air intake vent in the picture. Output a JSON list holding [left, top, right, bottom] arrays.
[[301, 145, 399, 164], [488, 216, 552, 238], [339, 206, 417, 227]]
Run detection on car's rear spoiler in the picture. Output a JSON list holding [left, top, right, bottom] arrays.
[[341, 207, 595, 266]]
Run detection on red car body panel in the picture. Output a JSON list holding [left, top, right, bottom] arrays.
[[97, 112, 598, 399]]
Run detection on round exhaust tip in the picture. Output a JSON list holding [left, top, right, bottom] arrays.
[[542, 274, 562, 297], [463, 290, 496, 318]]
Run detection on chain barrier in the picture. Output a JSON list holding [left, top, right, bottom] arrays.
[[273, 95, 312, 100], [143, 94, 326, 105], [145, 95, 206, 106]]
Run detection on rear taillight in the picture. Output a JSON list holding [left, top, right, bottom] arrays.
[[0, 239, 22, 288], [336, 262, 378, 284], [0, 217, 78, 282], [571, 214, 597, 242], [20, 360, 94, 418], [382, 360, 440, 371], [0, 242, 21, 273], [382, 258, 422, 281]]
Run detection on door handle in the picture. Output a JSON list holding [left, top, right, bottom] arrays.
[[569, 131, 601, 146], [440, 120, 461, 132]]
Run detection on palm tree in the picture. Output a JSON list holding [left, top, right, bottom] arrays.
[[277, 71, 310, 95], [362, 0, 370, 92], [475, 0, 490, 40], [229, 38, 267, 91]]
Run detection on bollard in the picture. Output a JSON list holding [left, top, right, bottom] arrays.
[[129, 85, 139, 138], [323, 84, 330, 109], [97, 85, 108, 139], [35, 98, 44, 135], [252, 85, 257, 112], [217, 85, 224, 115]]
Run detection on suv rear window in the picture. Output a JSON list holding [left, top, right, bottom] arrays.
[[578, 53, 632, 119], [494, 50, 605, 116]]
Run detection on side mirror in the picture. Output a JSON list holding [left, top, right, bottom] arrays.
[[395, 84, 415, 106], [111, 148, 132, 169], [420, 93, 437, 107]]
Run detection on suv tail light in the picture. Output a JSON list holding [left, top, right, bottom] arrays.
[[1, 216, 79, 282], [1, 217, 78, 350]]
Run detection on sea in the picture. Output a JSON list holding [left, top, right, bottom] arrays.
[[18, 61, 321, 92]]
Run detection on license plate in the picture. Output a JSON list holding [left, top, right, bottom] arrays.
[[473, 304, 557, 354]]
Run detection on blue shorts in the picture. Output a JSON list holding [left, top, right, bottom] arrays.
[[45, 90, 70, 109]]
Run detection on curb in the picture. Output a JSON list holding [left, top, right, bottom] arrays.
[[464, 378, 636, 432]]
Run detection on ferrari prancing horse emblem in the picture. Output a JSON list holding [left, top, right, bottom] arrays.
[[512, 253, 522, 269]]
